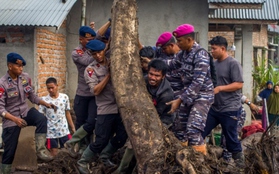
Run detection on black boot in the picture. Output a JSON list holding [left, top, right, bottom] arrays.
[[232, 152, 245, 173]]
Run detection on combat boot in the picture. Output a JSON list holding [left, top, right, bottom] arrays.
[[64, 126, 88, 157], [77, 146, 96, 174], [113, 148, 134, 174], [1, 164, 12, 174], [192, 144, 207, 155], [99, 142, 117, 167], [232, 151, 245, 173], [35, 133, 54, 162]]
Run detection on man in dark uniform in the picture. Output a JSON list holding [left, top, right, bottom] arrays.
[[77, 40, 127, 174], [0, 53, 55, 174], [167, 24, 214, 155], [66, 26, 98, 156]]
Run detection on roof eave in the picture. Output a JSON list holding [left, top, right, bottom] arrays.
[[209, 3, 263, 9], [209, 19, 278, 25]]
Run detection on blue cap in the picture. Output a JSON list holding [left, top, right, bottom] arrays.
[[104, 27, 111, 40], [79, 26, 96, 38], [86, 40, 106, 51], [7, 53, 26, 66]]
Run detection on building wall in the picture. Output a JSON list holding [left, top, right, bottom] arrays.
[[66, 0, 209, 100], [35, 22, 67, 97], [253, 25, 268, 48], [0, 26, 35, 80]]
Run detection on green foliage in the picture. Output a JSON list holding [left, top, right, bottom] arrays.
[[252, 57, 279, 101]]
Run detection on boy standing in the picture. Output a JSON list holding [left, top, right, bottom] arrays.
[[39, 77, 75, 156]]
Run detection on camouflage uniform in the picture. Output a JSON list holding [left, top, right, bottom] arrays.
[[173, 42, 214, 145]]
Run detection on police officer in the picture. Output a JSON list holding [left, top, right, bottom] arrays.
[[66, 22, 112, 156], [167, 24, 214, 155], [66, 26, 98, 155], [0, 53, 55, 174], [77, 40, 127, 174]]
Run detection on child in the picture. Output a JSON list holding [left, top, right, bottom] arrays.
[[267, 84, 279, 133], [39, 77, 75, 156]]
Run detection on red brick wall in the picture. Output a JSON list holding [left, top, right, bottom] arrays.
[[0, 26, 26, 43], [252, 24, 268, 48], [36, 23, 67, 97]]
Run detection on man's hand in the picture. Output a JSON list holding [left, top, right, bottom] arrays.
[[141, 57, 151, 64], [166, 98, 182, 114], [14, 117, 27, 128], [214, 86, 221, 94], [250, 103, 259, 114], [45, 103, 57, 112]]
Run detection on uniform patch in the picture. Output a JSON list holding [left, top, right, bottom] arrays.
[[87, 68, 94, 77], [0, 88, 4, 98], [23, 86, 32, 93], [76, 49, 84, 55], [7, 87, 16, 92]]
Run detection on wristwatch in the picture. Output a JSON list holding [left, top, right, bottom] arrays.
[[1, 112, 6, 118], [247, 101, 251, 106]]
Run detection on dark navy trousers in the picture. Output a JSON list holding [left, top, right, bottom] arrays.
[[202, 107, 242, 153]]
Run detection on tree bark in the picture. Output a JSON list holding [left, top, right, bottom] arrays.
[[110, 0, 182, 173]]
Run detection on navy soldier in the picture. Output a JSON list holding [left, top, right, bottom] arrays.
[[0, 53, 55, 174], [77, 40, 127, 174], [167, 24, 214, 155], [66, 26, 98, 155]]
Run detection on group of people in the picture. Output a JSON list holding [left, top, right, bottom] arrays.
[[0, 19, 264, 174]]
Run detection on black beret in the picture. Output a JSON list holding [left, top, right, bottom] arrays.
[[79, 26, 96, 38], [86, 40, 106, 52], [7, 52, 26, 66]]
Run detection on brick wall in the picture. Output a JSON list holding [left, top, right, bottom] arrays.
[[252, 24, 268, 48], [36, 22, 67, 97]]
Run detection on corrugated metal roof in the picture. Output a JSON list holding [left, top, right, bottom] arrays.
[[209, 0, 279, 20], [208, 0, 265, 3], [0, 0, 77, 27]]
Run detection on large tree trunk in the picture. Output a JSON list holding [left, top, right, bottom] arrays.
[[110, 0, 183, 173]]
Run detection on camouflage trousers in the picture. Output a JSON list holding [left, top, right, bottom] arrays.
[[172, 100, 211, 145]]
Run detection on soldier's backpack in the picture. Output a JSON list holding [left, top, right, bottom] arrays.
[[193, 48, 217, 87]]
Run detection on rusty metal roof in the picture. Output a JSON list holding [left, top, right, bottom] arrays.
[[0, 0, 77, 27], [209, 0, 279, 20]]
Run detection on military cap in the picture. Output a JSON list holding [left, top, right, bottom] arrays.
[[7, 52, 26, 66], [79, 26, 96, 38], [156, 32, 173, 47], [86, 40, 106, 52], [173, 24, 195, 38]]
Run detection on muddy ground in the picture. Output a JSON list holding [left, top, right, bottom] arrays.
[[5, 131, 276, 174]]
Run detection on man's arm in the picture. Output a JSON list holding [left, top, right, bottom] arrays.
[[65, 110, 75, 133], [214, 82, 243, 94], [93, 74, 110, 95]]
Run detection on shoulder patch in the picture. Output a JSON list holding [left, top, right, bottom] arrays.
[[76, 49, 84, 55], [0, 88, 5, 98], [87, 68, 94, 77]]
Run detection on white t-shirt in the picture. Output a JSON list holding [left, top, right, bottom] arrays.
[[39, 93, 71, 138]]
